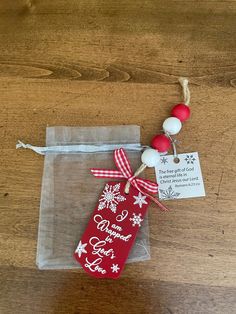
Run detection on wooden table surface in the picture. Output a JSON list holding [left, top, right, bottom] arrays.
[[1, 1, 236, 313]]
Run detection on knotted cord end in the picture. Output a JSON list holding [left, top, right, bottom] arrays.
[[178, 77, 190, 106], [16, 140, 28, 149]]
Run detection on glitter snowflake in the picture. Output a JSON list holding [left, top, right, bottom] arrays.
[[130, 213, 143, 227], [185, 154, 196, 164], [133, 192, 148, 208], [98, 183, 126, 213], [75, 241, 87, 258], [111, 264, 120, 273], [159, 185, 180, 200], [161, 157, 168, 165]]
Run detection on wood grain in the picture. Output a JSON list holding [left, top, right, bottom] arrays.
[[1, 1, 236, 313]]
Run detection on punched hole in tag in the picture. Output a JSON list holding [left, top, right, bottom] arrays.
[[173, 157, 180, 164]]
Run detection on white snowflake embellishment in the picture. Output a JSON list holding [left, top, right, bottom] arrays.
[[133, 192, 148, 208], [130, 213, 143, 227], [159, 185, 180, 200], [111, 264, 120, 273], [75, 241, 87, 258], [98, 183, 126, 213]]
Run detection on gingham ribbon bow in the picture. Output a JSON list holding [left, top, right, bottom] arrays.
[[91, 148, 168, 211]]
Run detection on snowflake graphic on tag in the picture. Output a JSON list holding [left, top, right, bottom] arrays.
[[155, 152, 205, 200], [98, 183, 126, 213], [159, 186, 180, 200], [74, 181, 150, 279]]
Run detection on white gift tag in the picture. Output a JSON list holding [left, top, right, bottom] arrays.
[[155, 152, 205, 200]]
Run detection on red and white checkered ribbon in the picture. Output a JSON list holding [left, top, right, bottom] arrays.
[[91, 148, 168, 211]]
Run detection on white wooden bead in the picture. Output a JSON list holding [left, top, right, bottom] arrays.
[[163, 117, 182, 135], [141, 148, 160, 167]]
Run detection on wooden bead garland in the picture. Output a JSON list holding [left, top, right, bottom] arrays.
[[141, 77, 190, 168]]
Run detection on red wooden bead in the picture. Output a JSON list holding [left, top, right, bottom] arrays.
[[171, 103, 190, 122], [151, 134, 171, 152]]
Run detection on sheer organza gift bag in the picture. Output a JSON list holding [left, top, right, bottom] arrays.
[[17, 125, 151, 269]]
